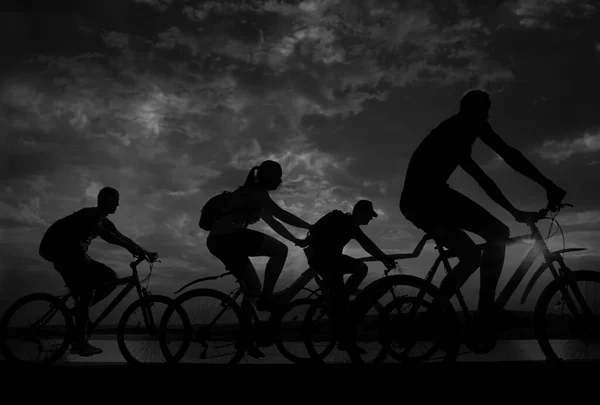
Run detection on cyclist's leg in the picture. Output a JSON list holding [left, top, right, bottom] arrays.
[[207, 233, 264, 358], [86, 259, 118, 307], [52, 256, 102, 354], [338, 255, 368, 298], [52, 257, 89, 335], [207, 232, 262, 308], [403, 215, 480, 312], [242, 230, 288, 307], [438, 189, 510, 317], [418, 225, 481, 311], [316, 260, 365, 353], [406, 188, 509, 316]]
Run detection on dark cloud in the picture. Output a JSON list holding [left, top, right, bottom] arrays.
[[1, 0, 599, 305]]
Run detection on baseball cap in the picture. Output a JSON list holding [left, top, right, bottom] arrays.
[[353, 200, 378, 218]]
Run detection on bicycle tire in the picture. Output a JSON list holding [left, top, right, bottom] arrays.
[[303, 297, 341, 362], [374, 296, 440, 363], [117, 294, 189, 366], [0, 292, 73, 365], [159, 288, 249, 364], [534, 270, 600, 363], [272, 298, 322, 364], [351, 274, 460, 364]]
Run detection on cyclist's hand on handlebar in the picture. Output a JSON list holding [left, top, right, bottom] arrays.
[[546, 184, 567, 212], [513, 210, 540, 225], [383, 257, 397, 271], [145, 252, 159, 262], [294, 238, 309, 248]]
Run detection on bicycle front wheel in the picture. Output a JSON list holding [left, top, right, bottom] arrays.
[[160, 288, 248, 364], [351, 274, 460, 364], [534, 270, 600, 363], [0, 293, 73, 365], [272, 298, 320, 364], [117, 294, 188, 366]]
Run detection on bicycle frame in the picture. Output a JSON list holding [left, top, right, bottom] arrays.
[[55, 256, 153, 335], [174, 267, 328, 324], [420, 218, 588, 319]]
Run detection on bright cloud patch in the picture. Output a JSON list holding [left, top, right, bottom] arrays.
[[535, 131, 600, 163], [512, 0, 598, 28]]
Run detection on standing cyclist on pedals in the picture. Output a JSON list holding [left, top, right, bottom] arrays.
[[39, 186, 157, 357], [399, 89, 567, 335], [206, 160, 312, 357], [304, 200, 396, 353]]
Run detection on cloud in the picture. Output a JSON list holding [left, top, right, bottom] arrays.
[[132, 0, 174, 12], [557, 210, 600, 227], [2, 0, 598, 313], [511, 0, 598, 28], [535, 131, 600, 163]]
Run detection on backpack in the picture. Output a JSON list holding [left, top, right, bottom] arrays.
[[198, 191, 234, 231], [306, 209, 347, 247], [39, 222, 60, 261]]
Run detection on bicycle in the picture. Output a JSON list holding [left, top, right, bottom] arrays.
[[0, 254, 190, 366], [159, 256, 389, 364], [368, 202, 600, 363], [299, 236, 457, 363]]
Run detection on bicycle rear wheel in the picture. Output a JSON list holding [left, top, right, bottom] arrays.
[[160, 288, 248, 364], [534, 270, 600, 363], [117, 294, 189, 365], [351, 274, 460, 364], [272, 298, 320, 364], [0, 293, 73, 365], [303, 296, 366, 364]]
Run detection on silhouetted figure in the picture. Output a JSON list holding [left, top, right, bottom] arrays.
[[305, 200, 396, 352], [399, 89, 567, 333], [206, 160, 311, 358], [39, 187, 157, 356]]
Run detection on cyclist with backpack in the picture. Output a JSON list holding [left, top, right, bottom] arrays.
[[38, 186, 157, 356], [202, 159, 311, 332], [304, 200, 397, 352]]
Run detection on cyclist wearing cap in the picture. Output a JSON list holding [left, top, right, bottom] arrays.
[[400, 89, 567, 331], [305, 200, 396, 352]]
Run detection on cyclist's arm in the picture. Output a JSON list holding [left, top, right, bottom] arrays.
[[95, 222, 143, 254], [479, 125, 557, 191], [261, 212, 302, 245], [260, 192, 311, 230], [354, 228, 389, 263], [460, 156, 518, 216]]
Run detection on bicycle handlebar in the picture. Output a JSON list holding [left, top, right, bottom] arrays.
[[530, 202, 573, 225], [129, 252, 160, 270]]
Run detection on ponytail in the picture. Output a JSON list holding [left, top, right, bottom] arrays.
[[240, 166, 259, 189]]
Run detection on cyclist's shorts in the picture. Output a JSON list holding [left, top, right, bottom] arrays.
[[206, 229, 265, 296], [52, 255, 117, 293]]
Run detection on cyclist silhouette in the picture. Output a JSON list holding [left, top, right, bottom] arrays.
[[304, 200, 396, 352], [39, 186, 157, 356], [206, 160, 311, 357], [400, 89, 567, 332]]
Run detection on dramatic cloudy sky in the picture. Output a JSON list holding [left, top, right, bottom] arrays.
[[1, 0, 599, 320]]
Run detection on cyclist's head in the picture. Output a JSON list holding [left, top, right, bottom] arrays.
[[459, 89, 491, 120], [242, 160, 283, 191], [254, 160, 283, 191], [97, 187, 119, 214], [352, 199, 378, 225]]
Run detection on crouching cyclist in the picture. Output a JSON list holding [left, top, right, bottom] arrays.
[[304, 200, 396, 354]]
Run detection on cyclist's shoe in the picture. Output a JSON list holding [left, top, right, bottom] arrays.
[[235, 340, 265, 359], [70, 340, 103, 357]]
